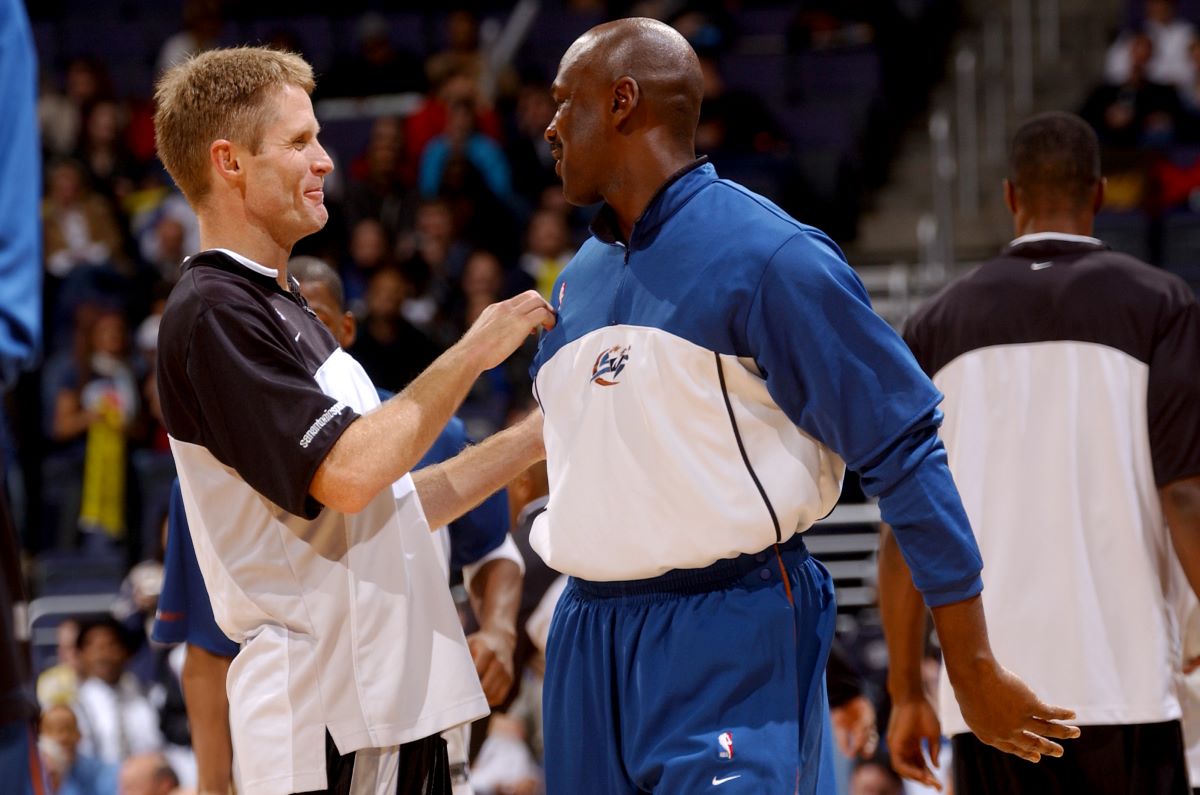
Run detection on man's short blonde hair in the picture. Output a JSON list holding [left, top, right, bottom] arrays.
[[154, 46, 315, 206]]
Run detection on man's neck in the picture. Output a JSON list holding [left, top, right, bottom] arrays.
[[197, 213, 292, 289], [1012, 215, 1094, 240], [605, 143, 697, 242]]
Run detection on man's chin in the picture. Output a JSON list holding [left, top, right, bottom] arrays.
[[299, 208, 329, 237], [562, 183, 600, 208]]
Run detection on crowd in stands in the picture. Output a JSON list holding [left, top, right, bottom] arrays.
[[8, 1, 960, 792], [1084, 0, 1200, 285]]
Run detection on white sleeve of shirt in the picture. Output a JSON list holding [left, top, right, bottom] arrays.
[[461, 534, 525, 595]]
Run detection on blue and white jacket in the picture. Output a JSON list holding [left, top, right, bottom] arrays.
[[531, 160, 983, 607]]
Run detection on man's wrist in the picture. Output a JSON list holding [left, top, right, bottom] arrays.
[[451, 335, 491, 377], [942, 647, 997, 687], [887, 672, 927, 704], [476, 624, 517, 646]]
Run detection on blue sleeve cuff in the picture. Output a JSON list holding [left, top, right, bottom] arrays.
[[919, 572, 984, 608]]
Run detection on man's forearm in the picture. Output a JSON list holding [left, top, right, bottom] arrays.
[[413, 414, 544, 529], [311, 291, 554, 515], [878, 524, 929, 702], [1165, 475, 1200, 600], [181, 644, 233, 795], [311, 339, 487, 513], [929, 595, 998, 692], [469, 558, 523, 641]]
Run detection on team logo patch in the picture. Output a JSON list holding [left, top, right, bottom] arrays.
[[717, 731, 734, 760], [590, 345, 630, 386]]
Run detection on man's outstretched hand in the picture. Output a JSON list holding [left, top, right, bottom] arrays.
[[952, 657, 1080, 763]]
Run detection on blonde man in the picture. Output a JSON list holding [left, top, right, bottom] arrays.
[[153, 47, 553, 795]]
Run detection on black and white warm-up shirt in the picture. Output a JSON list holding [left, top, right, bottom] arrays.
[[157, 250, 487, 795], [905, 232, 1200, 734]]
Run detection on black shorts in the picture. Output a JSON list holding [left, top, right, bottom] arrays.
[[293, 731, 451, 795], [952, 720, 1188, 795]]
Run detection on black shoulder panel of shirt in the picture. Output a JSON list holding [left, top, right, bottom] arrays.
[[156, 249, 341, 447], [904, 239, 1198, 378]]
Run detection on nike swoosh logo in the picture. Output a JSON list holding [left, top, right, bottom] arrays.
[[1031, 261, 1053, 270], [712, 774, 741, 786]]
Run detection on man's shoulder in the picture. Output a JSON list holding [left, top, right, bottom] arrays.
[[168, 252, 273, 313], [701, 178, 812, 243]]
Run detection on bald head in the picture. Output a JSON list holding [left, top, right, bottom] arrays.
[[118, 753, 178, 795], [562, 18, 703, 145]]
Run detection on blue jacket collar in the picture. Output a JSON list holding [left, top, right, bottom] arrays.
[[589, 157, 715, 248]]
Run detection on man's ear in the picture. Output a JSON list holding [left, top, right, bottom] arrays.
[[610, 76, 639, 128], [340, 311, 357, 349], [1003, 178, 1017, 216], [210, 140, 242, 187], [1093, 177, 1107, 214]]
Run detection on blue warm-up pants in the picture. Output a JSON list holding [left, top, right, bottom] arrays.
[[543, 535, 837, 794]]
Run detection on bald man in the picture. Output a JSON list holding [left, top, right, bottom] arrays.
[[529, 18, 1078, 794], [117, 753, 177, 795]]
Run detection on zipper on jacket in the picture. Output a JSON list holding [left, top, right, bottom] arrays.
[[609, 243, 631, 325]]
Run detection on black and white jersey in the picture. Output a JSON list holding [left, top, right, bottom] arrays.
[[157, 250, 487, 795], [905, 232, 1200, 733]]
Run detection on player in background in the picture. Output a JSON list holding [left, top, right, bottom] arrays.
[[884, 111, 1200, 793]]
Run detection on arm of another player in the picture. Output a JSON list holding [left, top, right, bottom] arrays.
[[182, 644, 233, 795], [464, 542, 524, 705], [1166, 476, 1200, 602], [311, 292, 553, 514], [412, 409, 545, 531], [878, 524, 942, 788]]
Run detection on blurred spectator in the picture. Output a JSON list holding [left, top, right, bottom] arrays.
[[695, 54, 787, 155], [505, 84, 559, 207], [405, 69, 504, 179], [397, 198, 471, 328], [39, 703, 118, 795], [519, 210, 573, 299], [1105, 0, 1195, 87], [116, 753, 177, 795], [37, 619, 83, 709], [347, 265, 441, 394], [426, 10, 486, 89], [133, 193, 199, 284], [1081, 32, 1183, 148], [341, 218, 395, 314], [49, 309, 141, 546], [42, 159, 125, 279], [75, 102, 138, 205], [848, 759, 904, 795], [419, 98, 517, 215], [344, 117, 414, 234], [73, 618, 163, 766], [319, 13, 425, 98], [39, 57, 115, 158], [454, 250, 507, 332], [139, 217, 187, 285], [155, 0, 223, 75]]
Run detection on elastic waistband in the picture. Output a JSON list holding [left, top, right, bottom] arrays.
[[571, 534, 809, 599]]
